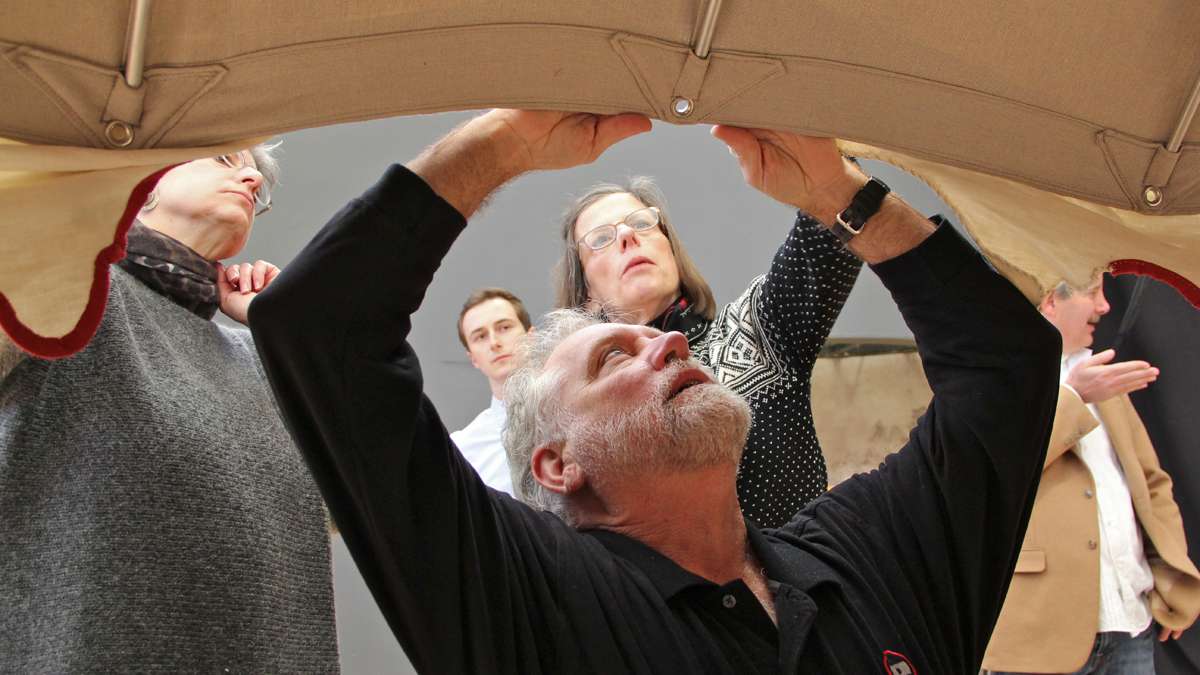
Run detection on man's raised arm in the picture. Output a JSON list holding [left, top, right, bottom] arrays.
[[247, 110, 648, 673], [714, 124, 1062, 671]]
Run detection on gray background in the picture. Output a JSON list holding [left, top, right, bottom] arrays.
[[242, 111, 959, 673]]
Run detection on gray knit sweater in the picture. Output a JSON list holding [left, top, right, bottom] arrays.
[[0, 268, 339, 672]]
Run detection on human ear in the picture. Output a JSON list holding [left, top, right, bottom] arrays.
[[531, 442, 585, 495], [1038, 293, 1057, 318]]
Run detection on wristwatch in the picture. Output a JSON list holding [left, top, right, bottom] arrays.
[[831, 177, 890, 245]]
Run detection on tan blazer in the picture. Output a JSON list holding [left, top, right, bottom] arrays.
[[983, 386, 1200, 673]]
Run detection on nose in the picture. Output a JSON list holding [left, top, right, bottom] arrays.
[[240, 165, 264, 191], [490, 331, 503, 351], [642, 331, 690, 370], [615, 223, 641, 252]]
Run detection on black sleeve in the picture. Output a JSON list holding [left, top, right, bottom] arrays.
[[799, 220, 1061, 671], [248, 166, 565, 675], [755, 213, 862, 376]]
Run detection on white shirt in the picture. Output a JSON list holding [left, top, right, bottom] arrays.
[[1061, 349, 1155, 635], [450, 397, 514, 496]]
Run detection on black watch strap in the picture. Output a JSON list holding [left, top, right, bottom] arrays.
[[832, 177, 890, 244]]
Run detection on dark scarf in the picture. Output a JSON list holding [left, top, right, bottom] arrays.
[[650, 296, 709, 344], [116, 222, 220, 319]]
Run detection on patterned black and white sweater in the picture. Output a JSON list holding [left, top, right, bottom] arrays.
[[655, 213, 861, 528]]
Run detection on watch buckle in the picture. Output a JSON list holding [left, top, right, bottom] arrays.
[[836, 211, 864, 235]]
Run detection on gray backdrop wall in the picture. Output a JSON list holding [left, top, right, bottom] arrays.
[[242, 111, 960, 674]]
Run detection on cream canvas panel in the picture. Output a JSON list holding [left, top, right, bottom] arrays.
[[0, 137, 264, 356], [811, 345, 931, 487], [1, 1, 1197, 212], [843, 141, 1200, 306]]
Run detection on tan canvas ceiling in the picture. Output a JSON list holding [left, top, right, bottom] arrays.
[[4, 1, 1199, 212], [1, 1, 1199, 356]]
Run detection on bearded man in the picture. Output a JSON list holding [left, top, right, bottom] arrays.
[[250, 109, 1061, 674]]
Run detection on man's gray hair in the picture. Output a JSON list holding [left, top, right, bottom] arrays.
[[502, 308, 602, 522], [1051, 280, 1075, 299], [1050, 271, 1106, 300]]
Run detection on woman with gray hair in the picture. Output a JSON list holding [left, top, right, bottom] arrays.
[[0, 147, 339, 672], [554, 177, 861, 527]]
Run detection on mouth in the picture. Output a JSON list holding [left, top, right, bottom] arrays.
[[225, 189, 255, 210], [225, 190, 255, 211], [623, 256, 654, 275], [492, 354, 511, 364], [666, 367, 711, 401]]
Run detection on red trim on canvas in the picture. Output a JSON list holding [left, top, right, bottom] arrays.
[[1110, 259, 1200, 309], [0, 166, 174, 359], [882, 649, 917, 674]]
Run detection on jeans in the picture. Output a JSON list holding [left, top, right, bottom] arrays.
[[991, 626, 1155, 675]]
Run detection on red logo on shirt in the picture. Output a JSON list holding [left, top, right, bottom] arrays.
[[883, 650, 917, 675]]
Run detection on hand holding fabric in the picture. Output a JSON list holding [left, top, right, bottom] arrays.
[[409, 109, 650, 218], [487, 109, 652, 172]]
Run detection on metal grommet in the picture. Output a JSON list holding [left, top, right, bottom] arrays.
[[104, 120, 135, 147], [672, 96, 695, 117], [721, 594, 736, 609], [1142, 185, 1164, 208]]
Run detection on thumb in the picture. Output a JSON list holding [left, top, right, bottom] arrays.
[[592, 114, 652, 156], [710, 125, 763, 186], [215, 262, 232, 296], [1089, 348, 1116, 365]]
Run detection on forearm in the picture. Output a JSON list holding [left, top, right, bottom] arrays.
[[757, 214, 862, 371], [249, 167, 513, 667], [407, 114, 530, 219], [873, 222, 1060, 470], [834, 225, 1060, 663], [807, 167, 937, 265]]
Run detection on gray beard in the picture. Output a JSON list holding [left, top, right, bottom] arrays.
[[570, 363, 751, 480]]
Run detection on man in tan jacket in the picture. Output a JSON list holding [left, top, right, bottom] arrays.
[[984, 277, 1200, 674]]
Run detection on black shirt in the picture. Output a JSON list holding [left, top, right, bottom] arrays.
[[251, 166, 1060, 674]]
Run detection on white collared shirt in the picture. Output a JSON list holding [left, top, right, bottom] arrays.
[[450, 397, 514, 496], [1061, 350, 1154, 635]]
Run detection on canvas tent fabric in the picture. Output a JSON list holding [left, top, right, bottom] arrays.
[[0, 137, 263, 357], [843, 141, 1200, 307], [1, 1, 1199, 357]]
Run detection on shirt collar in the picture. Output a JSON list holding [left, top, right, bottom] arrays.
[[649, 295, 709, 345], [748, 523, 842, 593], [582, 518, 841, 600], [583, 528, 714, 599], [488, 396, 506, 414]]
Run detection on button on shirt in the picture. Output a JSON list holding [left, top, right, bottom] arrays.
[[1061, 350, 1155, 635], [450, 397, 513, 496]]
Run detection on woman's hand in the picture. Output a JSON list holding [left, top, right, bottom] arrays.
[[217, 260, 281, 325]]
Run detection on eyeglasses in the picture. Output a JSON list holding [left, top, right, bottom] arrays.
[[576, 206, 662, 252], [215, 152, 273, 216]]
